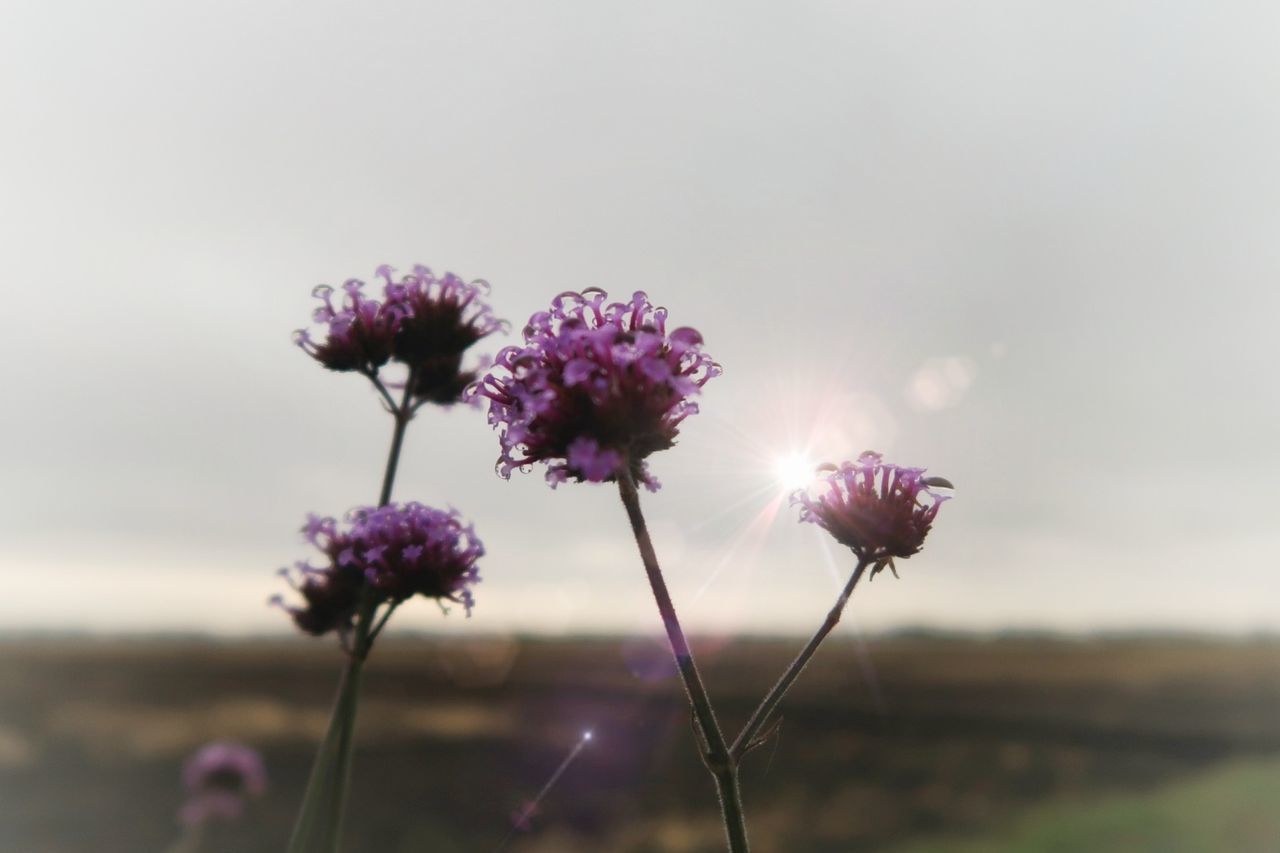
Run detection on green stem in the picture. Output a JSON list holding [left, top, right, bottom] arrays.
[[617, 470, 750, 853], [285, 602, 372, 853], [377, 371, 416, 507]]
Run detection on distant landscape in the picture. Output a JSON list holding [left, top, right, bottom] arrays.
[[2, 634, 1278, 852]]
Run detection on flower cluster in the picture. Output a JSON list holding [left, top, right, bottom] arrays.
[[791, 452, 950, 564], [293, 280, 401, 373], [273, 503, 484, 636], [178, 741, 267, 827], [294, 264, 505, 404], [473, 289, 721, 490]]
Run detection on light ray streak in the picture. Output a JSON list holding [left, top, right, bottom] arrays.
[[687, 478, 780, 534], [493, 730, 594, 852], [701, 408, 780, 460], [692, 495, 786, 600], [814, 526, 845, 585], [665, 357, 889, 610]]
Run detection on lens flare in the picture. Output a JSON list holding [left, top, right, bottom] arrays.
[[773, 452, 817, 492], [495, 728, 595, 851]]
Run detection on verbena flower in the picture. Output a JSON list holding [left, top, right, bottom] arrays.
[[294, 264, 504, 405], [381, 264, 506, 404], [472, 289, 720, 490], [293, 279, 405, 373], [272, 504, 484, 635], [791, 452, 951, 568], [179, 741, 267, 827]]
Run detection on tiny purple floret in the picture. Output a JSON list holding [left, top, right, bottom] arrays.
[[472, 289, 720, 490]]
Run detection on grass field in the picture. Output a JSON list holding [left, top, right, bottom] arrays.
[[1, 634, 1277, 851], [893, 756, 1280, 853]]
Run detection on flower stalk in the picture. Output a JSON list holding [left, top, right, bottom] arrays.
[[285, 375, 411, 853], [731, 556, 870, 761], [286, 481, 395, 852], [376, 369, 416, 507], [281, 263, 500, 853], [473, 288, 953, 852], [617, 468, 750, 853], [284, 618, 368, 853]]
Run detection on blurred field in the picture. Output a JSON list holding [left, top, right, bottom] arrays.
[[895, 756, 1280, 853], [1, 634, 1277, 852]]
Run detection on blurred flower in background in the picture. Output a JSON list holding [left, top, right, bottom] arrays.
[[178, 741, 267, 827]]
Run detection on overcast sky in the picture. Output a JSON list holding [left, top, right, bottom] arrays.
[[2, 0, 1277, 636]]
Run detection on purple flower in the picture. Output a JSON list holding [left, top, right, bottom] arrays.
[[271, 560, 365, 637], [293, 280, 405, 373], [345, 502, 484, 608], [294, 264, 505, 405], [380, 264, 506, 404], [273, 503, 484, 634], [791, 452, 951, 565], [178, 741, 267, 827], [473, 289, 721, 490]]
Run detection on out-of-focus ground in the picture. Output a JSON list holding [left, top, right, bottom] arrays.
[[1, 634, 1277, 852]]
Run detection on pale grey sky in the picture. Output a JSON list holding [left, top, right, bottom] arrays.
[[2, 0, 1277, 635]]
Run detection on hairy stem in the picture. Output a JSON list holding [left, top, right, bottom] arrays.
[[617, 470, 750, 853], [730, 556, 870, 761]]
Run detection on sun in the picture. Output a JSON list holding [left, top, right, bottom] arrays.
[[773, 451, 817, 492]]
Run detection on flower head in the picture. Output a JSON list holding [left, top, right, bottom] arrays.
[[473, 289, 720, 490], [293, 280, 405, 373], [272, 503, 484, 635], [294, 265, 505, 405], [791, 452, 951, 565], [379, 264, 506, 404], [178, 741, 267, 827]]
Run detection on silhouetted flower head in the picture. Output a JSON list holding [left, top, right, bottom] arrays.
[[294, 280, 405, 373], [179, 741, 267, 827], [379, 264, 506, 404], [473, 289, 720, 490], [294, 265, 505, 405], [791, 452, 951, 566], [272, 504, 484, 635]]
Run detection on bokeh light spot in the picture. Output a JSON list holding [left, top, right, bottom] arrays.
[[906, 356, 977, 411]]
